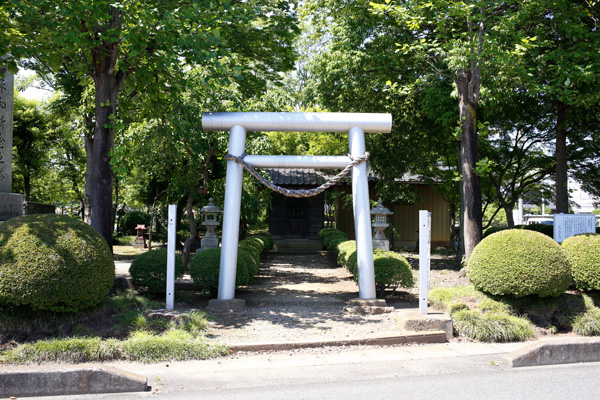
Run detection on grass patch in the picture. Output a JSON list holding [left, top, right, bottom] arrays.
[[122, 330, 228, 363], [0, 291, 227, 365], [430, 285, 600, 341], [1, 337, 122, 364], [453, 310, 535, 342], [572, 309, 600, 336]]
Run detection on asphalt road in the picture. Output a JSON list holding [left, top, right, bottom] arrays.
[[21, 349, 600, 400]]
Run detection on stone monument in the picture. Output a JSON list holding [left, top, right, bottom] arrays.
[[133, 224, 147, 248], [197, 198, 222, 253], [371, 199, 393, 251], [0, 61, 23, 225]]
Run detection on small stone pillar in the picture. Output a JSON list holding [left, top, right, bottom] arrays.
[[371, 199, 393, 251], [197, 198, 222, 253], [134, 224, 147, 248]]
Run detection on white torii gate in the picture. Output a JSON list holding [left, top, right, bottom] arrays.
[[202, 112, 392, 311]]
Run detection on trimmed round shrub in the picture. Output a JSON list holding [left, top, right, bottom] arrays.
[[337, 240, 356, 266], [323, 232, 349, 249], [190, 248, 250, 296], [118, 211, 151, 235], [248, 233, 274, 251], [318, 228, 339, 238], [129, 249, 184, 295], [372, 250, 414, 297], [0, 214, 114, 312], [346, 249, 413, 297], [327, 237, 348, 255], [238, 246, 259, 278], [468, 229, 571, 298], [562, 233, 600, 291]]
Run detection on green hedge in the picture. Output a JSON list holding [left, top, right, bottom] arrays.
[[331, 237, 413, 298], [119, 211, 151, 236], [337, 240, 356, 267], [468, 229, 571, 298], [318, 228, 349, 254], [190, 248, 250, 296], [189, 233, 273, 295], [0, 214, 114, 313], [562, 233, 600, 291], [129, 249, 184, 295], [483, 224, 554, 239]]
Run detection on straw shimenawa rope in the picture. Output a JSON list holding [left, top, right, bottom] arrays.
[[224, 153, 370, 198]]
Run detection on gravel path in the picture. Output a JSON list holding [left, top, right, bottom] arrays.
[[207, 252, 403, 345]]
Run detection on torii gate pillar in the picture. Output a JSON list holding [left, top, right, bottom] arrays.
[[202, 112, 392, 312]]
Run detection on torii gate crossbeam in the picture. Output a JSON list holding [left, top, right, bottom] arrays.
[[202, 112, 392, 311]]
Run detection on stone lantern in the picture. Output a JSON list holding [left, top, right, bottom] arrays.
[[198, 198, 222, 253], [134, 224, 147, 248], [371, 199, 393, 251]]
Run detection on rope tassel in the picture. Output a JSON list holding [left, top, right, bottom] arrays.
[[224, 153, 370, 198]]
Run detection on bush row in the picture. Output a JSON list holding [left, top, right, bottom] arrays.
[[189, 233, 273, 296], [319, 228, 413, 298], [468, 229, 600, 298], [483, 223, 555, 239]]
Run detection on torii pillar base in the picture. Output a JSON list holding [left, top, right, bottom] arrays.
[[207, 298, 246, 313], [344, 298, 393, 315]]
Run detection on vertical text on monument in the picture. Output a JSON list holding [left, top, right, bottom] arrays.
[[0, 64, 14, 193]]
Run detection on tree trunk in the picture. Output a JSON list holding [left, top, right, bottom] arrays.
[[182, 190, 198, 268], [457, 69, 483, 263], [504, 205, 515, 228], [84, 113, 94, 225], [455, 143, 465, 266], [23, 173, 31, 202], [112, 174, 119, 234], [555, 101, 569, 214], [90, 60, 121, 250]]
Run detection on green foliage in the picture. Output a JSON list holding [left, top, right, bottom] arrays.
[[468, 229, 571, 298], [119, 211, 151, 235], [572, 309, 600, 336], [247, 233, 274, 251], [11, 94, 52, 201], [336, 240, 356, 267], [0, 214, 114, 313], [189, 249, 223, 296], [112, 235, 137, 246], [345, 249, 413, 297], [121, 330, 227, 363], [429, 286, 488, 313], [371, 250, 414, 297], [520, 223, 554, 238], [562, 234, 600, 291], [128, 249, 184, 295], [1, 337, 122, 364], [483, 226, 507, 238], [318, 228, 340, 238], [318, 228, 349, 252], [237, 246, 259, 280], [483, 224, 554, 239], [452, 309, 535, 342]]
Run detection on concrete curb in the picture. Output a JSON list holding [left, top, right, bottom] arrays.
[[502, 337, 600, 367], [0, 364, 148, 398], [230, 330, 447, 352]]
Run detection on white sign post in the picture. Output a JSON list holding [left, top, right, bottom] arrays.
[[553, 214, 596, 243], [166, 204, 177, 310], [419, 210, 431, 315]]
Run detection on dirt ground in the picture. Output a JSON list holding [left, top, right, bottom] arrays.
[[182, 250, 469, 346]]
